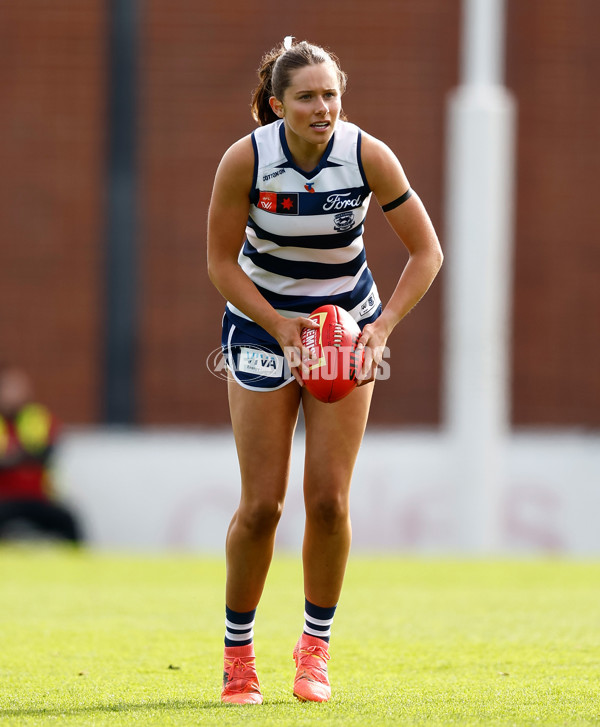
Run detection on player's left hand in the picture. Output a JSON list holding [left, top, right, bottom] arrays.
[[355, 322, 389, 385]]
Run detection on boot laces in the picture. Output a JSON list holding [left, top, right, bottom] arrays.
[[296, 644, 330, 681], [224, 656, 256, 684]]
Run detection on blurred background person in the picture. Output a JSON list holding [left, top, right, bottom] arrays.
[[0, 364, 83, 544]]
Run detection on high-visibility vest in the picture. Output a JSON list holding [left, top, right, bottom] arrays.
[[0, 404, 54, 454]]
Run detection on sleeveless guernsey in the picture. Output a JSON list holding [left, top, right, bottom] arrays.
[[225, 119, 381, 341]]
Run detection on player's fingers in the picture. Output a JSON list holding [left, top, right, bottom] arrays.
[[297, 317, 320, 367], [356, 345, 376, 382], [302, 345, 319, 365], [291, 366, 304, 386], [356, 347, 369, 381], [285, 345, 311, 379], [285, 345, 301, 368], [371, 344, 385, 368], [356, 323, 373, 348], [298, 316, 320, 329]]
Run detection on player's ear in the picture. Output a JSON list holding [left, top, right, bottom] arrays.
[[269, 96, 284, 118]]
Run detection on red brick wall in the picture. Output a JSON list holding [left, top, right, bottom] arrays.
[[506, 0, 600, 427], [0, 2, 106, 423]]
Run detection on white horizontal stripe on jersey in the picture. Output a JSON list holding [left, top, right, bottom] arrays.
[[226, 303, 310, 321], [239, 257, 369, 297], [244, 235, 365, 265]]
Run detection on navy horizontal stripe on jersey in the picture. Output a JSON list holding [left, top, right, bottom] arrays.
[[242, 239, 367, 280], [246, 217, 364, 250], [254, 266, 376, 312]]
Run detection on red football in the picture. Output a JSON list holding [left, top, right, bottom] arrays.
[[300, 304, 364, 403]]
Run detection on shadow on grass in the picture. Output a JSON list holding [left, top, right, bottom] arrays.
[[0, 696, 299, 718]]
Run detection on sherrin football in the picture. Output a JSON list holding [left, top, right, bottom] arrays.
[[300, 304, 364, 403]]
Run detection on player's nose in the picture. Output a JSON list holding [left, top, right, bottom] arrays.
[[315, 96, 328, 113]]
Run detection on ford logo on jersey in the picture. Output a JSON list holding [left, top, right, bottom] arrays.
[[323, 192, 362, 212]]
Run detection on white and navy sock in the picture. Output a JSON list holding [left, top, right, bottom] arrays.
[[224, 606, 256, 648], [303, 598, 337, 643]]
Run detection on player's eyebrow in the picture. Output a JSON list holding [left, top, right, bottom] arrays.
[[294, 88, 337, 95]]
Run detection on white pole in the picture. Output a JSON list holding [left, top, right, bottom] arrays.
[[462, 0, 506, 85], [444, 0, 516, 551]]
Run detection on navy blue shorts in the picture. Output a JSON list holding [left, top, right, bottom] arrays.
[[221, 314, 294, 391]]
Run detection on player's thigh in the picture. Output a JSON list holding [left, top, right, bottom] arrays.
[[228, 376, 302, 496], [302, 382, 374, 491]]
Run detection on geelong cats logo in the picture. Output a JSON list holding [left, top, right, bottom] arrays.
[[333, 211, 355, 232]]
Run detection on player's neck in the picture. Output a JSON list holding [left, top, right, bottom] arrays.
[[284, 132, 329, 173]]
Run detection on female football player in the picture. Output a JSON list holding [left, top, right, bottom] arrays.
[[207, 37, 442, 704]]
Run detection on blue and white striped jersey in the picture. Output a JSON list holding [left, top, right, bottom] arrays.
[[225, 119, 381, 341]]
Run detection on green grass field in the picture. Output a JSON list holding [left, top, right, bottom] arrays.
[[1, 547, 599, 726]]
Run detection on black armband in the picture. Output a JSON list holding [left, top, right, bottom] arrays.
[[381, 188, 413, 213]]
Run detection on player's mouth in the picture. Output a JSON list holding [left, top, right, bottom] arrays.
[[310, 121, 330, 130]]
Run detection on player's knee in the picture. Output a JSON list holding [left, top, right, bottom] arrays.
[[239, 498, 283, 538], [306, 492, 349, 533]]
